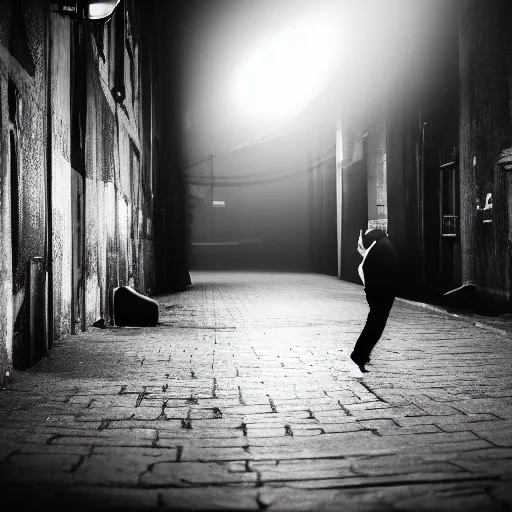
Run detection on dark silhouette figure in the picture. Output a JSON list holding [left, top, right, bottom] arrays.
[[351, 228, 399, 372]]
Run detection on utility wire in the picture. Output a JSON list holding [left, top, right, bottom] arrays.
[[188, 145, 335, 181], [183, 115, 335, 169], [184, 154, 212, 169], [185, 150, 335, 187], [183, 117, 299, 167], [213, 115, 299, 156]]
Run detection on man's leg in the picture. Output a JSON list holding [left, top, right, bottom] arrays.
[[351, 296, 394, 366]]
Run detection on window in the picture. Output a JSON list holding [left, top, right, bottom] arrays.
[[10, 0, 35, 77], [70, 20, 86, 174], [110, 3, 126, 103], [440, 146, 458, 237]]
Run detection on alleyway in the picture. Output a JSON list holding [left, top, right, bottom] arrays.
[[1, 272, 512, 511]]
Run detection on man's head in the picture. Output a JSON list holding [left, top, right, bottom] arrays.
[[362, 228, 387, 249]]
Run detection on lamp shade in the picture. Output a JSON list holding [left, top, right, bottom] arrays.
[[54, 0, 121, 21], [87, 0, 120, 20]]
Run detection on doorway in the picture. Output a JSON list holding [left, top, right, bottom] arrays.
[[341, 136, 368, 284], [71, 172, 85, 333]]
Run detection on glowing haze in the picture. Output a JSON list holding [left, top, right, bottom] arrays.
[[232, 15, 341, 121]]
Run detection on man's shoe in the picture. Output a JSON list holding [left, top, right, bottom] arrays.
[[350, 353, 369, 369], [350, 354, 370, 375]]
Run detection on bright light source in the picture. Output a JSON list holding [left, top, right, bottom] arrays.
[[233, 16, 341, 120], [88, 1, 120, 20]]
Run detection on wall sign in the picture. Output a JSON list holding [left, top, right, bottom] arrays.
[[367, 219, 388, 233], [477, 192, 493, 224]]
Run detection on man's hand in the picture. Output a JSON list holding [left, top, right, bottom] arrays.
[[357, 229, 366, 257]]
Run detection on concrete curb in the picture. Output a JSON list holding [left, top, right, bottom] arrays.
[[395, 297, 509, 337]]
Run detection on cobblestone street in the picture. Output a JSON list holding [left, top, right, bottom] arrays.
[[1, 271, 512, 511]]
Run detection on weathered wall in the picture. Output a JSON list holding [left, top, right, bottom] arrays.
[[385, 3, 460, 299], [386, 80, 424, 298], [366, 117, 387, 224], [0, 0, 162, 377], [0, 0, 48, 372], [307, 124, 337, 276], [139, 2, 159, 295], [50, 13, 72, 339], [338, 115, 388, 283], [85, 51, 116, 327], [0, 59, 12, 381], [460, 0, 512, 312], [338, 0, 464, 300], [81, 0, 156, 325], [153, 0, 191, 292]]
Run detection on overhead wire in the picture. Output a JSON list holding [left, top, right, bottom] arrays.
[[183, 114, 336, 169], [188, 144, 336, 181], [183, 121, 293, 168], [213, 115, 300, 157], [185, 145, 335, 187], [185, 156, 335, 187]]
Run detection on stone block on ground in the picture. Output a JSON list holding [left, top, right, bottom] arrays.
[[114, 286, 159, 327]]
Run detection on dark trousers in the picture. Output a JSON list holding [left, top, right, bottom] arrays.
[[352, 293, 395, 364]]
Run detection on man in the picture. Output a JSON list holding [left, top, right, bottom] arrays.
[[350, 228, 399, 373]]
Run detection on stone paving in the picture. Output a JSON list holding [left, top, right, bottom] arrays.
[[1, 271, 512, 511]]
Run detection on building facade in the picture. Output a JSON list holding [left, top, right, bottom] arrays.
[[337, 0, 512, 314], [0, 0, 176, 379], [459, 0, 512, 313]]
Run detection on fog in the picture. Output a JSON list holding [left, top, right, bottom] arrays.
[[170, 0, 457, 271]]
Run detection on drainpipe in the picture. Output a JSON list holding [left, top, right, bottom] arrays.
[[45, 3, 54, 350], [418, 108, 426, 288], [82, 19, 89, 333], [335, 118, 343, 278], [29, 256, 45, 366]]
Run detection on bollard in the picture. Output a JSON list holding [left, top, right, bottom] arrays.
[[29, 256, 46, 367]]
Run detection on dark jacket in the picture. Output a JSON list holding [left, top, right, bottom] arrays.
[[362, 232, 400, 298]]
